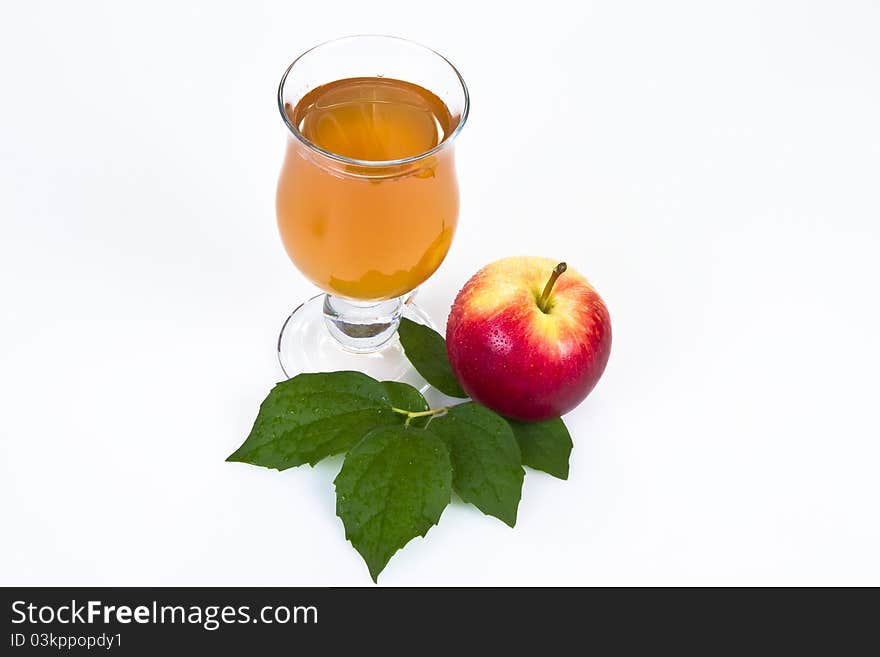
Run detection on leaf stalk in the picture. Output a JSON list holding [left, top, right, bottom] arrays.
[[392, 406, 450, 427]]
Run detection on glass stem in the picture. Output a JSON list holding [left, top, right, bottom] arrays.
[[322, 294, 405, 353]]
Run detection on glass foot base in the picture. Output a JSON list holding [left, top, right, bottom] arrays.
[[277, 294, 436, 389]]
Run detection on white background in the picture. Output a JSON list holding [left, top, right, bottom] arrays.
[[2, 1, 879, 586]]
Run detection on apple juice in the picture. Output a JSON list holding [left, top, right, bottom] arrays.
[[276, 77, 461, 301]]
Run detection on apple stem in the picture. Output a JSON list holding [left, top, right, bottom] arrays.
[[538, 262, 567, 313]]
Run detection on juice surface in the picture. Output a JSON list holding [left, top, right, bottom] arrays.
[[277, 77, 460, 301], [292, 77, 453, 161]]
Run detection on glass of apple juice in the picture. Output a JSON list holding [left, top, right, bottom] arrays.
[[274, 35, 469, 384]]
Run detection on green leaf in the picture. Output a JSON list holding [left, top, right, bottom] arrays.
[[428, 403, 524, 527], [507, 417, 573, 480], [334, 425, 452, 582], [227, 371, 396, 469], [397, 317, 467, 398], [381, 381, 429, 412]]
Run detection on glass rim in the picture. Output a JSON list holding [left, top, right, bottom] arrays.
[[277, 34, 470, 167]]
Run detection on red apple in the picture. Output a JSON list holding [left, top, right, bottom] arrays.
[[446, 257, 611, 421]]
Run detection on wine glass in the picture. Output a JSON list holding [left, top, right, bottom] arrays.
[[275, 35, 469, 385]]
